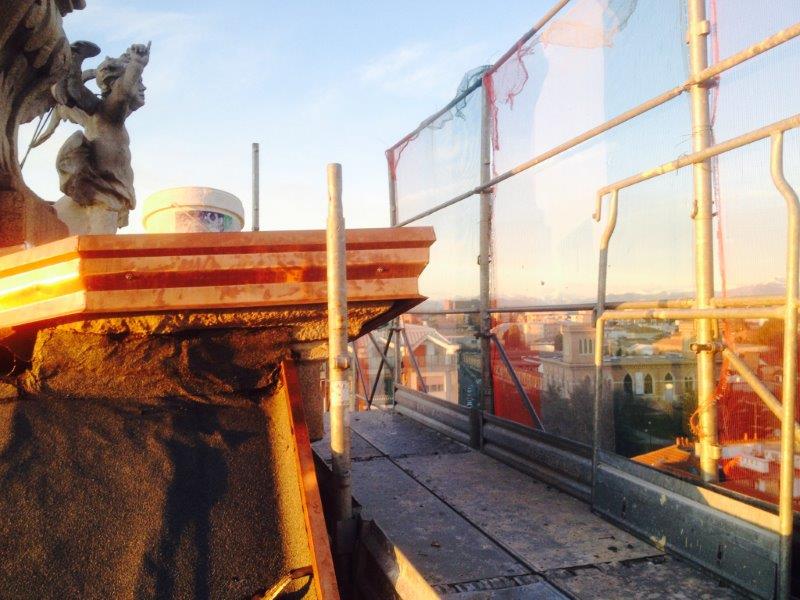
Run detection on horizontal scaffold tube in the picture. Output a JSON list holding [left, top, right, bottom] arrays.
[[598, 114, 800, 200], [599, 306, 785, 321]]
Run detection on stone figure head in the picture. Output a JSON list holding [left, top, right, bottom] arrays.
[[96, 51, 146, 110]]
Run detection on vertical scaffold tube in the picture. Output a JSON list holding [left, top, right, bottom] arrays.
[[388, 152, 399, 229], [687, 0, 719, 483], [771, 132, 797, 600], [593, 321, 605, 502], [479, 80, 494, 417], [327, 163, 352, 522], [388, 156, 401, 401], [593, 191, 618, 502]]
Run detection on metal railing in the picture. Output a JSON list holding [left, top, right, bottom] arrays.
[[362, 1, 800, 596]]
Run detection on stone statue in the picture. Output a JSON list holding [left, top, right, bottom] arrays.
[[30, 42, 151, 234], [0, 0, 86, 246]]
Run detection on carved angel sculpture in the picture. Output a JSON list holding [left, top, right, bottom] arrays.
[[0, 0, 84, 197], [27, 41, 150, 234]]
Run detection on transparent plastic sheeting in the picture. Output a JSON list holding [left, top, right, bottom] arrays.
[[389, 86, 482, 225], [385, 0, 800, 508], [397, 314, 482, 410], [489, 0, 693, 306], [413, 195, 480, 307], [491, 102, 695, 307], [711, 30, 800, 297], [486, 0, 686, 175]]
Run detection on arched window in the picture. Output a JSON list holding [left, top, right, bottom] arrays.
[[664, 372, 674, 402], [623, 374, 633, 396], [644, 373, 653, 395]]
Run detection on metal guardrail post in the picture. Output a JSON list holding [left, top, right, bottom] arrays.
[[687, 0, 719, 483], [771, 132, 798, 600], [593, 190, 618, 502], [479, 78, 494, 416], [326, 163, 352, 523]]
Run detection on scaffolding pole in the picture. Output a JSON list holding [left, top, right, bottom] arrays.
[[593, 190, 618, 501], [687, 0, 718, 484], [479, 80, 494, 417], [771, 132, 797, 600], [388, 154, 401, 404], [327, 163, 352, 523]]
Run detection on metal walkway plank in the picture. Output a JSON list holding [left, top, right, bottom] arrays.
[[350, 456, 529, 585], [395, 450, 661, 571], [546, 556, 744, 599], [351, 410, 471, 458]]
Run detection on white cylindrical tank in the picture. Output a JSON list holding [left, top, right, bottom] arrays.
[[143, 187, 245, 233]]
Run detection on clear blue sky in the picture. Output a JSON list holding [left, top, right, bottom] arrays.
[[19, 0, 553, 233]]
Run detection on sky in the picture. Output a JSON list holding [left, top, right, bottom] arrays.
[[19, 0, 554, 234], [18, 1, 800, 304]]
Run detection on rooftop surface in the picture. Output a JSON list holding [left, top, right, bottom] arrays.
[[313, 409, 745, 599]]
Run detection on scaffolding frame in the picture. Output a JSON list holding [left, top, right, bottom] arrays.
[[374, 1, 800, 596]]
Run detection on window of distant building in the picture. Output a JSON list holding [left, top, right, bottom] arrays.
[[685, 375, 694, 392], [634, 372, 644, 395], [664, 372, 674, 402], [623, 374, 633, 396], [644, 373, 653, 395]]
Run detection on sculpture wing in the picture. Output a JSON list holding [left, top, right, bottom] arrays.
[[29, 104, 89, 149], [22, 41, 101, 129], [0, 0, 85, 190]]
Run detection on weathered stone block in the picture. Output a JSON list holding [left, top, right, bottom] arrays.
[[0, 191, 68, 248]]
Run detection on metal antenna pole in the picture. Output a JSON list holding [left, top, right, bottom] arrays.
[[687, 0, 718, 483], [327, 163, 352, 522], [252, 143, 260, 232]]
